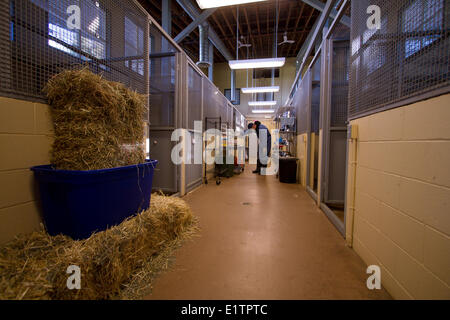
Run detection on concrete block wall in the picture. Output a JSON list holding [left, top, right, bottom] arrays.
[[347, 94, 450, 299], [0, 97, 53, 244]]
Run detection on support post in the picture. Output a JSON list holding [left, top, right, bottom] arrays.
[[162, 0, 172, 36]]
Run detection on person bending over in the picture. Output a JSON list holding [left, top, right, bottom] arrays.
[[247, 121, 272, 174]]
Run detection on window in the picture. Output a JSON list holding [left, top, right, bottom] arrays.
[[364, 17, 387, 75], [256, 92, 275, 101], [253, 69, 280, 79], [224, 88, 240, 105], [125, 16, 144, 76], [32, 0, 107, 60], [402, 0, 444, 58]]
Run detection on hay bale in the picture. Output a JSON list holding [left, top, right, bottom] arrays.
[[45, 68, 147, 171], [0, 195, 198, 300]]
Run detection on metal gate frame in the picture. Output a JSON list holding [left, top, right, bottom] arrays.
[[305, 52, 321, 202], [184, 59, 204, 193], [318, 36, 347, 237], [149, 50, 181, 194]]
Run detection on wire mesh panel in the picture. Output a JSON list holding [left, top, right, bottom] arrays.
[[187, 65, 202, 130], [311, 57, 321, 134], [149, 54, 176, 127], [295, 70, 310, 134], [1, 0, 151, 103], [349, 0, 450, 119], [330, 24, 350, 127], [219, 96, 228, 126], [203, 80, 219, 120]]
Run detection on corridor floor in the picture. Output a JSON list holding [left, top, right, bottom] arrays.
[[146, 167, 391, 300]]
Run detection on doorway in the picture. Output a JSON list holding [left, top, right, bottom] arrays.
[[306, 55, 321, 200], [319, 26, 351, 236]]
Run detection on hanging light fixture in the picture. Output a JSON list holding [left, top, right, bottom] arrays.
[[229, 57, 285, 70], [196, 0, 267, 9], [249, 101, 277, 107], [252, 109, 275, 114], [241, 86, 280, 94]]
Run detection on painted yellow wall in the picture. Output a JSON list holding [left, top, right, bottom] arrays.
[[213, 58, 297, 117], [296, 133, 308, 187], [346, 94, 450, 299], [0, 97, 53, 244]]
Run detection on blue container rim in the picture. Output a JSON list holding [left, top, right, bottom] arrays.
[[31, 159, 158, 175]]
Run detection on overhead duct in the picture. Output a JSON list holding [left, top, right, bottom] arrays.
[[197, 23, 211, 68]]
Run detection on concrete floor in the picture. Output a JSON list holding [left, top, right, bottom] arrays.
[[146, 167, 391, 300]]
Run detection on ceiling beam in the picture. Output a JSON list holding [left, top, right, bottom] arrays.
[[255, 6, 263, 55], [176, 0, 233, 61], [219, 29, 314, 42], [243, 7, 257, 57], [289, 3, 307, 57], [301, 0, 351, 27], [293, 7, 316, 55], [284, 1, 293, 32], [231, 7, 246, 58], [210, 13, 235, 52], [221, 9, 235, 39], [139, 0, 199, 57], [174, 8, 217, 43], [298, 0, 337, 73]]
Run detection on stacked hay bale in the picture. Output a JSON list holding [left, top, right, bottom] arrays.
[[0, 195, 198, 300], [45, 68, 146, 170]]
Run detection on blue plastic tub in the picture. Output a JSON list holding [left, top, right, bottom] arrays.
[[31, 160, 158, 240]]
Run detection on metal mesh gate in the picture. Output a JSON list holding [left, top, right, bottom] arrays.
[[330, 24, 350, 127], [349, 0, 450, 119], [1, 0, 150, 103], [295, 70, 310, 134], [311, 57, 321, 134]]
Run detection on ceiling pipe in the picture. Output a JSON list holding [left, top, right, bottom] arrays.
[[197, 22, 211, 68], [208, 41, 214, 81]]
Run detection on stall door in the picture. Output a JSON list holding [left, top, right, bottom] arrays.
[[149, 53, 178, 193], [321, 36, 350, 233], [185, 64, 203, 191]]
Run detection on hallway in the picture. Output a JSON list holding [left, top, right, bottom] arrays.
[[146, 168, 391, 300]]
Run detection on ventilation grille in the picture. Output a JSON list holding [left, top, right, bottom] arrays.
[[348, 0, 450, 119]]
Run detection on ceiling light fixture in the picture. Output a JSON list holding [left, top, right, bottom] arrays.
[[229, 58, 286, 70], [196, 0, 267, 9], [252, 109, 275, 114], [249, 101, 277, 107], [242, 86, 280, 94]]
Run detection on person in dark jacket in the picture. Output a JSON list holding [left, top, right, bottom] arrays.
[[248, 121, 272, 174]]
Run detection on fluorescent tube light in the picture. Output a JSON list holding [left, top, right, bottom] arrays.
[[241, 86, 280, 94], [249, 101, 277, 107], [252, 109, 275, 114], [229, 58, 286, 70], [196, 0, 267, 9]]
